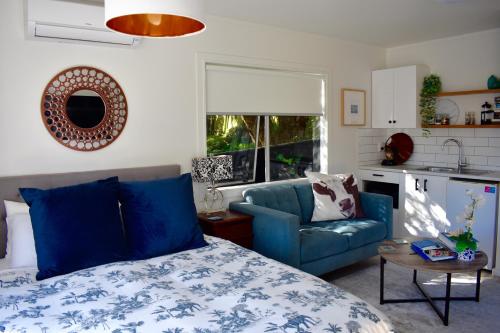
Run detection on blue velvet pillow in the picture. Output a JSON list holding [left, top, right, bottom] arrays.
[[20, 177, 127, 280], [119, 173, 207, 260]]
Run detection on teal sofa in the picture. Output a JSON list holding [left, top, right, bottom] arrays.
[[229, 182, 393, 276]]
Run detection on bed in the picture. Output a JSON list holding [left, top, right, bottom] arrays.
[[0, 165, 393, 333]]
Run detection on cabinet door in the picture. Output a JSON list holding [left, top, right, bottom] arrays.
[[404, 174, 448, 238], [394, 66, 417, 128], [372, 69, 394, 128]]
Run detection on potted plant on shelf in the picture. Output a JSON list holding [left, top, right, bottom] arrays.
[[450, 189, 484, 262], [420, 74, 441, 136]]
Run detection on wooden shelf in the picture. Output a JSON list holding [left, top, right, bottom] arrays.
[[437, 88, 500, 97], [425, 124, 500, 129]]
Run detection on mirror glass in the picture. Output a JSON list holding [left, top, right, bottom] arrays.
[[66, 89, 105, 128]]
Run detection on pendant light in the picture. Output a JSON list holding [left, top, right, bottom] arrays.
[[105, 0, 205, 38]]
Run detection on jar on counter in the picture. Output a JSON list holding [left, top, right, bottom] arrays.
[[441, 114, 450, 125]]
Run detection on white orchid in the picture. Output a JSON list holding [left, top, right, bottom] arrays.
[[457, 189, 485, 231]]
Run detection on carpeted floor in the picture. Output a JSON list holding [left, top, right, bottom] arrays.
[[323, 256, 500, 333]]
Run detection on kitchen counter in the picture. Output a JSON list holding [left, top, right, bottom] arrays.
[[359, 164, 500, 182]]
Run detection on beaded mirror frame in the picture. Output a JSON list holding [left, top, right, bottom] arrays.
[[41, 66, 128, 151]]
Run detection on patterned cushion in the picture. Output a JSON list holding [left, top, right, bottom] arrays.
[[306, 172, 364, 222]]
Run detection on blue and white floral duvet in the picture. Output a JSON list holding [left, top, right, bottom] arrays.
[[0, 236, 393, 333]]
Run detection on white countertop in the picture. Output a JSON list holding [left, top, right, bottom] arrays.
[[359, 164, 500, 182]]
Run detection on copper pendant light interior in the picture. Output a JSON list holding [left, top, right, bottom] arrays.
[[106, 13, 205, 37]]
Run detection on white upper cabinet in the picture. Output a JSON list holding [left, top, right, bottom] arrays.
[[372, 65, 429, 128]]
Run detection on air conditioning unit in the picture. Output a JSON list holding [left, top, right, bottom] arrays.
[[26, 0, 141, 47]]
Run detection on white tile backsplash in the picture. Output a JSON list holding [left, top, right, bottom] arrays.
[[357, 128, 500, 171], [474, 128, 500, 138], [424, 145, 445, 154], [489, 138, 500, 146], [412, 136, 437, 145], [488, 157, 500, 167], [475, 147, 500, 157], [448, 128, 475, 137]]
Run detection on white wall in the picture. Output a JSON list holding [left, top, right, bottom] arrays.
[[387, 28, 500, 91], [0, 0, 385, 177]]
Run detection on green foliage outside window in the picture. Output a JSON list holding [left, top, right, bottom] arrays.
[[207, 115, 320, 155]]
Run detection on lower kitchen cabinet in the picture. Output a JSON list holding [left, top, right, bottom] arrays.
[[403, 173, 449, 238]]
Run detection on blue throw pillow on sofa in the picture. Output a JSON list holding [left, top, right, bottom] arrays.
[[119, 173, 207, 260], [20, 177, 127, 280]]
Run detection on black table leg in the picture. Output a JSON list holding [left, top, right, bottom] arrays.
[[475, 269, 481, 302], [380, 266, 481, 326], [443, 273, 452, 326], [380, 257, 386, 304]]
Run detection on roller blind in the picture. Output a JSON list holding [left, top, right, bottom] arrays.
[[206, 64, 325, 116]]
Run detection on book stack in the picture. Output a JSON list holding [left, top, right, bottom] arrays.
[[411, 239, 457, 262], [438, 232, 457, 251], [438, 232, 478, 252]]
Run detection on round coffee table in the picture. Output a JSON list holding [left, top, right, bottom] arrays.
[[378, 239, 488, 326]]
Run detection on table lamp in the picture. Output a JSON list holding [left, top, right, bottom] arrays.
[[192, 155, 233, 213]]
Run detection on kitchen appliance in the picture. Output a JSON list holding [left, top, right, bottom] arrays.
[[446, 180, 498, 269], [481, 102, 494, 124]]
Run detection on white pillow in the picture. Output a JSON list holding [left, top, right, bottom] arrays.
[[5, 214, 37, 268], [307, 172, 356, 222], [3, 200, 31, 266], [4, 200, 30, 216]]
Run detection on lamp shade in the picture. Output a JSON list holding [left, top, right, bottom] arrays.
[[105, 0, 206, 38], [192, 156, 233, 183]]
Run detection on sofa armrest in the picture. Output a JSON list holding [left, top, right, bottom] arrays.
[[229, 201, 301, 268], [359, 192, 393, 239]]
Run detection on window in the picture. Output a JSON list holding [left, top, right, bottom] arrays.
[[207, 115, 321, 185], [204, 62, 326, 186]]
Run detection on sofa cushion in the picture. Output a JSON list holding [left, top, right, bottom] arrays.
[[243, 185, 302, 220], [299, 225, 349, 263], [293, 183, 314, 224], [318, 219, 387, 249]]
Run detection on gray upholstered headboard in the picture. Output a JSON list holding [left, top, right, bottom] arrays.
[[0, 164, 181, 259]]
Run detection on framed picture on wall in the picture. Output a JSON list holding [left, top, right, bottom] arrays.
[[341, 88, 366, 126]]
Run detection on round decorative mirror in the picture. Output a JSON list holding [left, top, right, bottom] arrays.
[[41, 66, 127, 151], [66, 89, 106, 129]]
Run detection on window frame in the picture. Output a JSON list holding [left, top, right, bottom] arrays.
[[196, 53, 329, 187]]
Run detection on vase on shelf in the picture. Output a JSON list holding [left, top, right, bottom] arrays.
[[457, 248, 475, 262], [487, 75, 500, 90]]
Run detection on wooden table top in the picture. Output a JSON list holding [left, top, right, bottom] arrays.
[[379, 239, 488, 273]]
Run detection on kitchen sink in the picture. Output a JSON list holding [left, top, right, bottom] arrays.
[[419, 166, 490, 175], [421, 167, 457, 173], [457, 169, 490, 175]]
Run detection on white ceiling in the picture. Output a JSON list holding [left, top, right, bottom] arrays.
[[79, 0, 500, 47]]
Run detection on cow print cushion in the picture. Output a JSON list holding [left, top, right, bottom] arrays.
[[306, 172, 365, 222]]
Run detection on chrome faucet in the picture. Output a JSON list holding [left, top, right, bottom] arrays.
[[442, 138, 467, 172]]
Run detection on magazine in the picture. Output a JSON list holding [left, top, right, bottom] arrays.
[[411, 239, 456, 262]]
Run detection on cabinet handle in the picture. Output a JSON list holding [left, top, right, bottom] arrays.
[[372, 174, 384, 177], [424, 179, 428, 192], [393, 120, 397, 124], [415, 178, 419, 191], [388, 120, 393, 124]]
